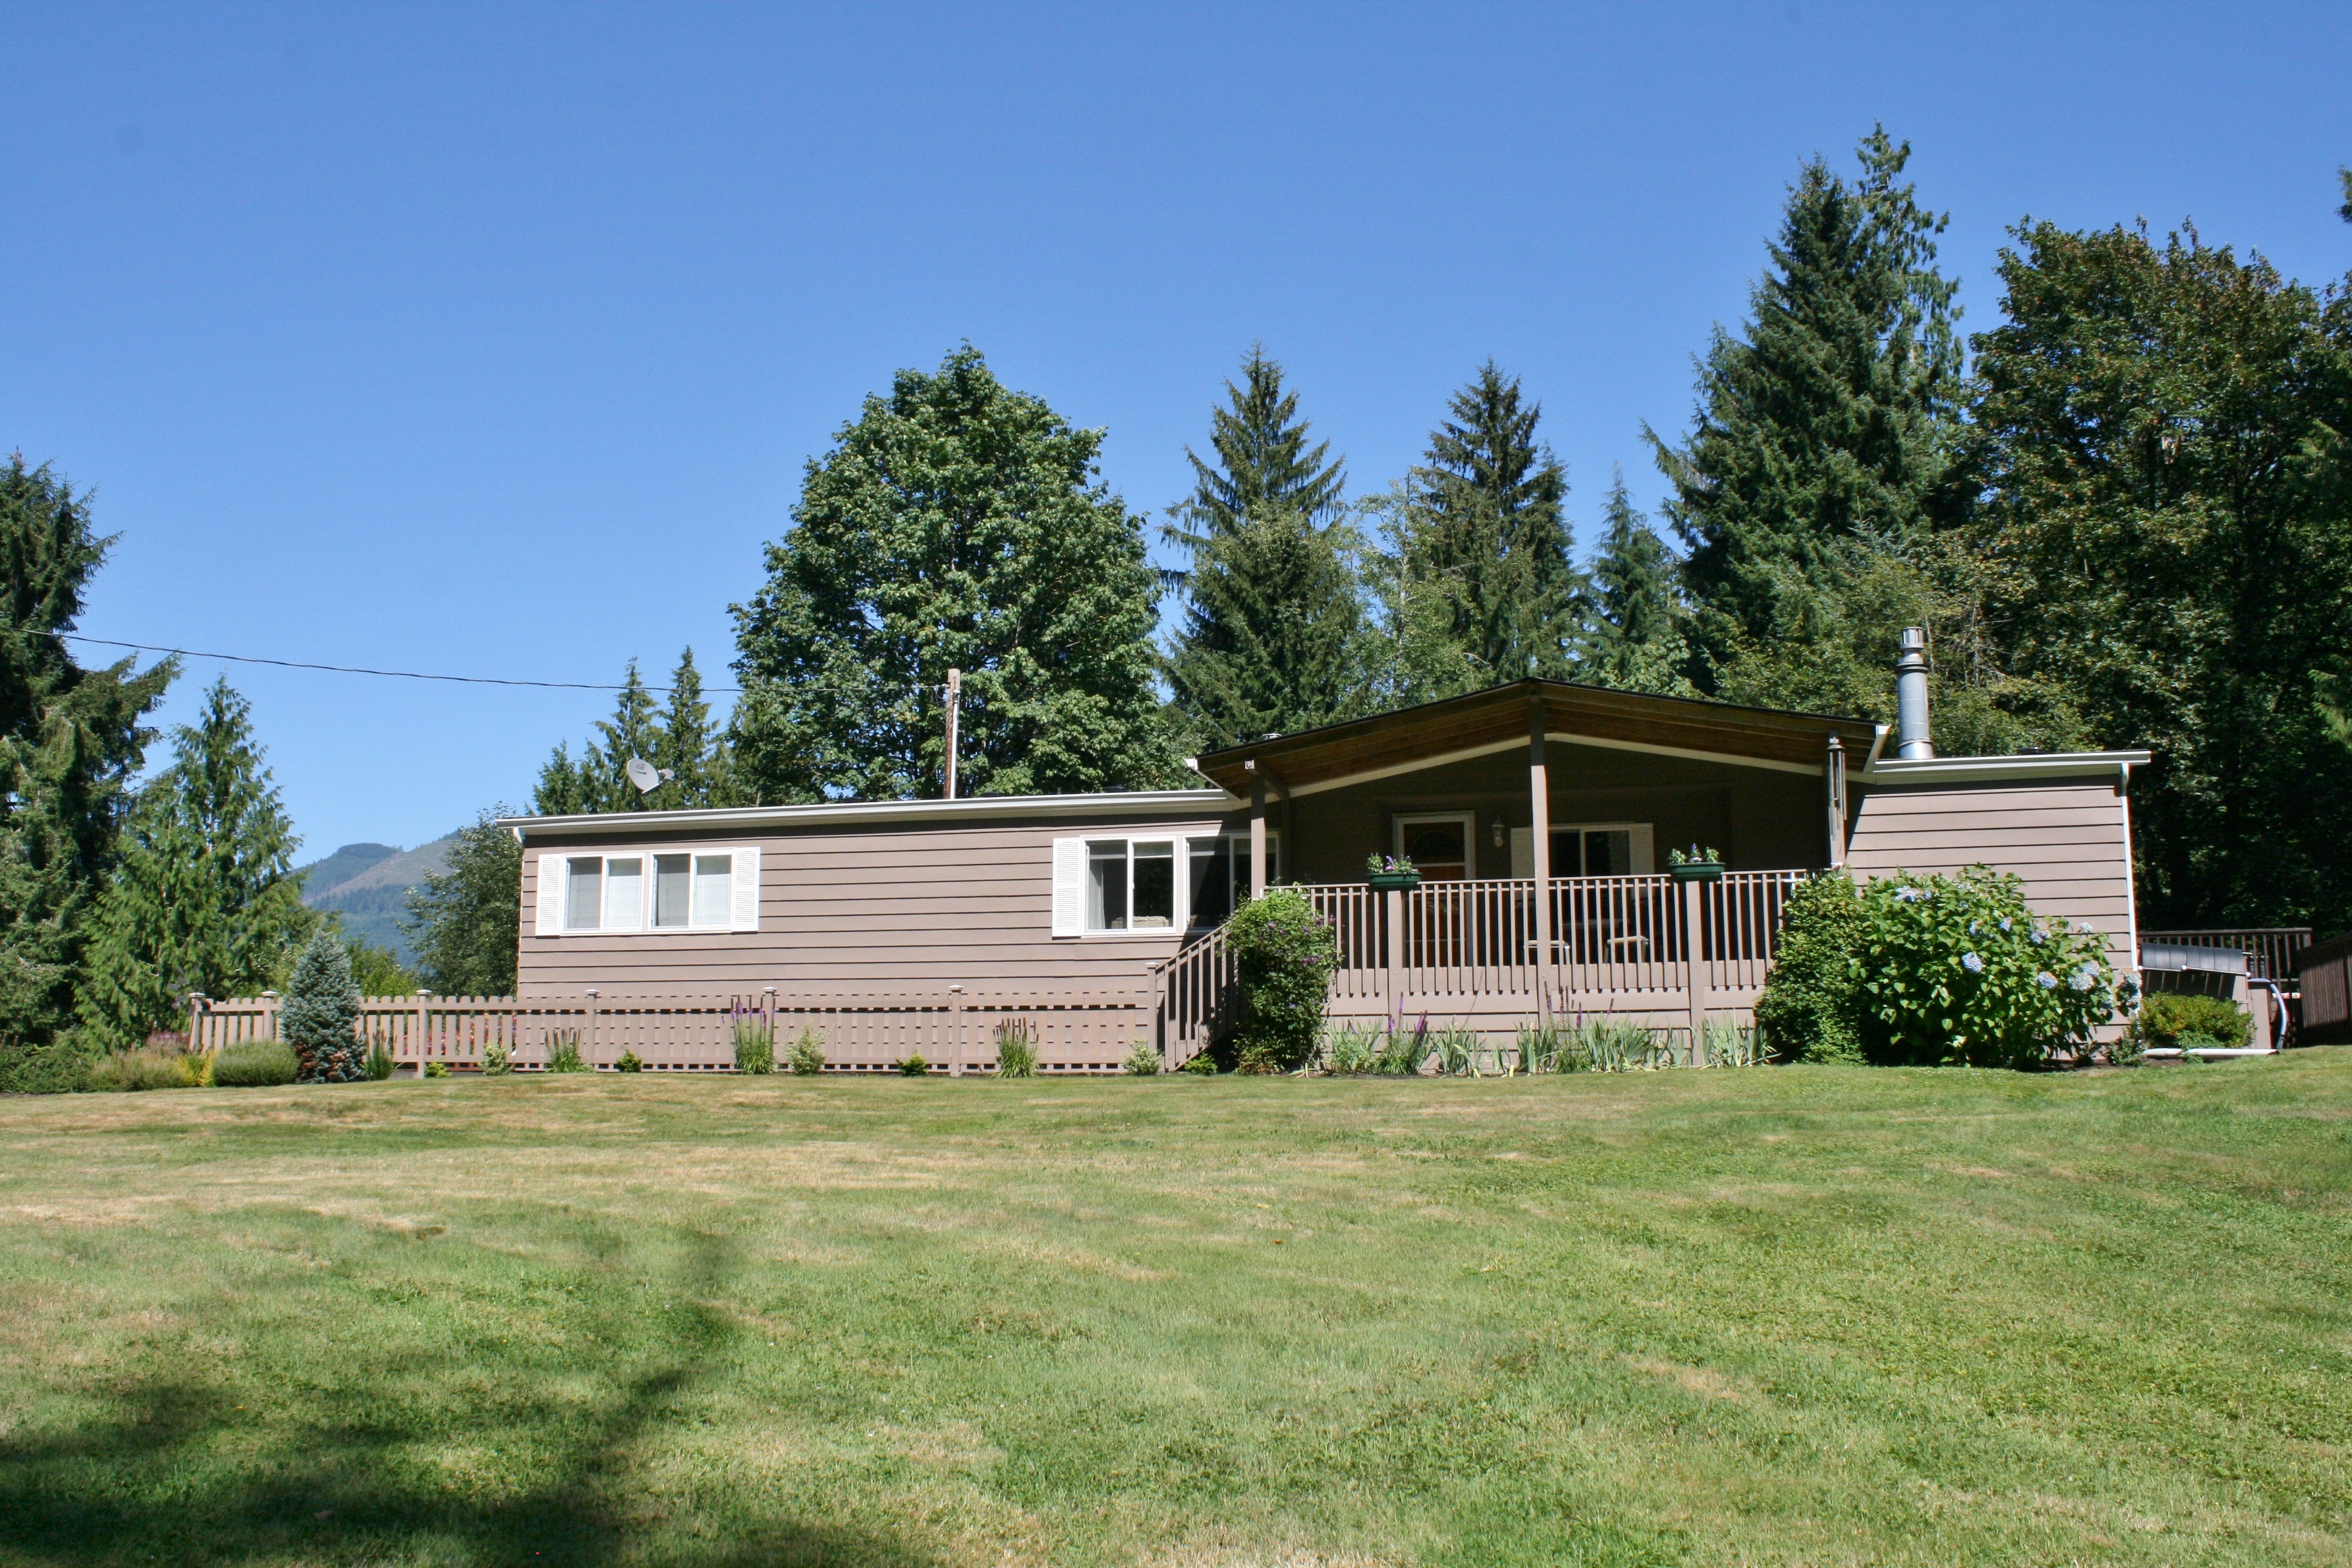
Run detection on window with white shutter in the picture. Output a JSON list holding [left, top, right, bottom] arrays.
[[729, 848, 761, 930], [1051, 837, 1085, 936], [535, 853, 566, 936]]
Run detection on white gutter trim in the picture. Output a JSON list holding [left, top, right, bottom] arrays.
[[1860, 750, 2150, 786], [500, 788, 1240, 840], [1863, 722, 1891, 772]]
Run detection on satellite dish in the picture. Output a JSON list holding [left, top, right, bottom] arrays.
[[625, 757, 673, 795]]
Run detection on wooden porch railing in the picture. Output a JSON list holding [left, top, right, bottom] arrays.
[[188, 985, 1155, 1075], [1151, 870, 1813, 1065]]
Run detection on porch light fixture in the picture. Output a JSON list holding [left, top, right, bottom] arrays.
[[1491, 820, 1505, 849]]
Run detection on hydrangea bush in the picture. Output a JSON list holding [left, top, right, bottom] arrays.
[[1856, 867, 2120, 1068]]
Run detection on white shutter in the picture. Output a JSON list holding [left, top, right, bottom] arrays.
[[1630, 824, 1656, 875], [1509, 827, 1532, 879], [1051, 837, 1086, 936], [535, 853, 566, 935], [730, 847, 762, 931]]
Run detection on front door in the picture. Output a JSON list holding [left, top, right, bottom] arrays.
[[1394, 813, 1475, 880]]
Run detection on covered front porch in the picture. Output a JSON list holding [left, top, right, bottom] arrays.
[[1159, 679, 1884, 1059]]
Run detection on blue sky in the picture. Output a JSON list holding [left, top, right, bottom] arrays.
[[5, 2, 2348, 860]]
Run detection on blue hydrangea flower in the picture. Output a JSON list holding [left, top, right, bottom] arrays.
[[1895, 886, 1926, 904], [1962, 952, 1985, 973], [2030, 927, 2047, 946], [1968, 920, 1982, 936], [2070, 965, 2098, 992], [2036, 972, 2058, 989], [1998, 916, 2013, 933]]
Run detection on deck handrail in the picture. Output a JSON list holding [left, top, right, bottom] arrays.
[[2140, 927, 2313, 982]]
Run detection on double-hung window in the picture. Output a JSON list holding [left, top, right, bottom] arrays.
[[1052, 832, 1278, 935], [537, 847, 761, 934]]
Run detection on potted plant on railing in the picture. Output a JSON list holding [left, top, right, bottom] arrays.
[[1367, 854, 1421, 892], [1667, 845, 1725, 883]]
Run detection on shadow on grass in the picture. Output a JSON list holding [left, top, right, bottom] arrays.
[[0, 1229, 939, 1568]]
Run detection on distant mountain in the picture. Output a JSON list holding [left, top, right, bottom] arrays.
[[295, 837, 459, 964]]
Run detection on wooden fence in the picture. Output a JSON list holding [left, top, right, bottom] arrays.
[[2295, 932, 2352, 1047], [1152, 870, 1809, 1065], [188, 985, 1155, 1075]]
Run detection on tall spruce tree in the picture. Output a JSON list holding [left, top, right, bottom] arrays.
[[1579, 468, 1689, 693], [1164, 350, 1368, 745], [402, 808, 523, 995], [1380, 362, 1582, 699], [1969, 218, 2352, 932], [730, 346, 1176, 800], [79, 678, 311, 1046], [0, 457, 174, 1070], [1646, 127, 1964, 684], [534, 652, 733, 814]]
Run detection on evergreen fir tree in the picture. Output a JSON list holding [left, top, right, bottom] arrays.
[[730, 345, 1176, 800], [401, 808, 522, 996], [1381, 362, 1582, 699], [0, 457, 174, 1070], [1165, 503, 1368, 748], [534, 656, 736, 814], [1166, 345, 1348, 548], [79, 678, 309, 1047], [1646, 126, 1963, 684], [1580, 468, 1690, 693], [1163, 348, 1369, 745], [281, 927, 363, 1083]]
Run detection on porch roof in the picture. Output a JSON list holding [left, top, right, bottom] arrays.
[[1189, 678, 1886, 796]]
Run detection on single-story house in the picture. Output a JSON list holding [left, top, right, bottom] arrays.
[[500, 636, 2147, 1062]]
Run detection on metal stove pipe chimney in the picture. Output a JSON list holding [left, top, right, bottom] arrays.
[[1895, 626, 1932, 760]]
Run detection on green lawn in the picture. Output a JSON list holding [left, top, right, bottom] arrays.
[[1, 1057, 2347, 1567]]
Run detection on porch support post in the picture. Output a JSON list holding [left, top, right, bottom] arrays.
[[1528, 695, 1554, 1027], [1247, 765, 1268, 901], [1682, 884, 1709, 1066], [1825, 736, 1847, 869]]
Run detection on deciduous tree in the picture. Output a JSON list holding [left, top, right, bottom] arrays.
[[402, 809, 523, 996], [730, 346, 1176, 800]]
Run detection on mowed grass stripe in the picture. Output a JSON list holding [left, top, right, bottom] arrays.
[[0, 1057, 2345, 1566]]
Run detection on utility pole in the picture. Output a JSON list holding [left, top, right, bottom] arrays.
[[942, 667, 961, 799]]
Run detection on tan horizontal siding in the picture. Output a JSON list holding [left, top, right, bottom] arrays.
[[1847, 781, 2136, 972], [518, 816, 1230, 995]]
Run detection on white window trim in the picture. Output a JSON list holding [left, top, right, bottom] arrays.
[[1076, 834, 1187, 936], [1393, 812, 1480, 878], [536, 846, 762, 935]]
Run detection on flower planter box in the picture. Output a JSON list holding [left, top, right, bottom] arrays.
[[1367, 872, 1422, 892], [1668, 863, 1724, 883]]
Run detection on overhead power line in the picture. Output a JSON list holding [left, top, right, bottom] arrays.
[[60, 635, 746, 694]]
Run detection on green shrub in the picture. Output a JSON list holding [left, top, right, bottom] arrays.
[[1227, 888, 1339, 1074], [1122, 1044, 1162, 1076], [212, 1039, 298, 1087], [1426, 1025, 1483, 1077], [2129, 992, 2251, 1053], [364, 1038, 395, 1081], [1178, 1049, 1218, 1074], [1754, 871, 1869, 1062], [896, 1053, 929, 1077], [991, 1019, 1035, 1078], [1855, 867, 2119, 1068], [732, 1016, 776, 1074], [423, 1060, 450, 1079], [615, 1050, 644, 1073], [785, 1027, 826, 1075], [480, 1039, 513, 1076], [90, 1043, 202, 1091], [0, 1031, 103, 1094], [544, 1031, 588, 1073], [283, 930, 364, 1083]]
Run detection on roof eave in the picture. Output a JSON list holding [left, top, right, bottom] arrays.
[[498, 788, 1241, 839], [1859, 750, 2151, 785]]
